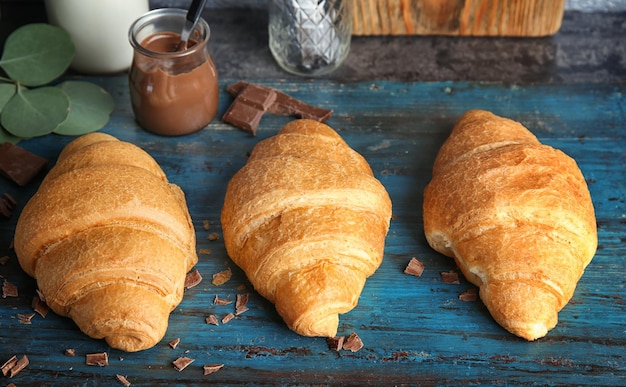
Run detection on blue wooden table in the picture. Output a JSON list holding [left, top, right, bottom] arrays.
[[1, 76, 624, 386]]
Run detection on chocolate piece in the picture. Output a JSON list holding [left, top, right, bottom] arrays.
[[214, 295, 232, 305], [227, 81, 333, 122], [32, 294, 49, 317], [172, 356, 194, 372], [212, 268, 232, 286], [440, 270, 460, 284], [221, 313, 235, 324], [222, 99, 265, 135], [2, 355, 29, 378], [86, 352, 109, 366], [459, 288, 478, 302], [237, 83, 277, 111], [2, 280, 18, 298], [116, 374, 131, 387], [168, 338, 180, 349], [0, 143, 47, 186], [326, 336, 344, 351], [235, 293, 249, 315], [0, 194, 16, 218], [202, 219, 210, 231], [207, 232, 220, 241], [205, 314, 219, 326], [1, 356, 18, 376], [404, 257, 425, 277], [17, 313, 35, 324], [203, 363, 224, 375], [342, 332, 364, 352], [184, 269, 203, 289], [64, 349, 76, 357]]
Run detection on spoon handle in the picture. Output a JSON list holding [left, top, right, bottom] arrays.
[[187, 0, 208, 24]]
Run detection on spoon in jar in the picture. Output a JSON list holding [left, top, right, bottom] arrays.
[[175, 0, 208, 51]]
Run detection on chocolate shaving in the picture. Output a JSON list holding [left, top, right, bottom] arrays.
[[173, 356, 194, 372], [86, 352, 109, 366], [207, 232, 220, 241], [221, 313, 235, 324], [203, 363, 224, 375], [212, 268, 232, 286], [205, 314, 219, 326], [327, 336, 345, 351], [198, 248, 212, 255], [1, 355, 29, 378], [32, 294, 49, 317], [169, 338, 181, 349], [235, 293, 249, 315], [2, 280, 18, 298], [116, 374, 131, 386], [64, 349, 76, 357], [202, 220, 210, 231], [404, 257, 425, 277], [184, 269, 203, 289], [459, 288, 478, 302], [214, 295, 232, 305], [17, 313, 35, 324], [0, 143, 47, 186], [342, 332, 364, 352], [440, 270, 460, 284]]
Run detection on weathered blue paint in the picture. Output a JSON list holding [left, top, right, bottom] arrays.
[[0, 77, 624, 386]]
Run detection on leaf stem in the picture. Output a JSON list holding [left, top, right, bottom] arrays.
[[0, 76, 16, 84]]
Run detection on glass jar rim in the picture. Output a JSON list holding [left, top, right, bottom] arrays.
[[128, 8, 211, 59]]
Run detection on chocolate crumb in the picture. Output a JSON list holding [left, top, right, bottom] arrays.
[[86, 352, 109, 366], [440, 270, 460, 284], [202, 220, 210, 231], [214, 295, 232, 305], [203, 363, 224, 375], [459, 288, 478, 302], [17, 313, 35, 324], [2, 279, 18, 298], [172, 356, 194, 372], [327, 336, 345, 351], [404, 257, 425, 277], [169, 338, 181, 349], [116, 374, 131, 386], [207, 232, 220, 241], [198, 248, 212, 255], [205, 314, 219, 326], [184, 269, 203, 289], [32, 294, 49, 317], [235, 293, 249, 315], [64, 349, 76, 357], [221, 313, 235, 324], [212, 268, 232, 286], [0, 142, 47, 186], [342, 332, 364, 352]]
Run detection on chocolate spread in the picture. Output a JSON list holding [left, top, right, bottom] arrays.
[[129, 32, 218, 136]]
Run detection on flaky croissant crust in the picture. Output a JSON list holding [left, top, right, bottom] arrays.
[[221, 119, 392, 337], [14, 133, 198, 352], [423, 110, 597, 340]]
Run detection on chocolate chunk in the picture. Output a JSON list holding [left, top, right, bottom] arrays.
[[222, 99, 265, 135], [172, 356, 194, 372], [203, 363, 224, 375], [0, 143, 47, 186], [86, 352, 109, 366], [2, 280, 18, 298], [212, 268, 232, 286], [227, 81, 333, 123], [326, 336, 344, 351], [440, 270, 460, 284], [459, 288, 478, 302], [1, 355, 18, 376], [237, 83, 277, 110], [342, 332, 364, 352], [205, 314, 219, 326], [404, 257, 425, 277], [184, 269, 203, 289], [214, 295, 232, 305], [2, 355, 29, 378], [235, 293, 249, 315], [168, 338, 181, 349], [116, 374, 131, 387], [221, 313, 235, 324]]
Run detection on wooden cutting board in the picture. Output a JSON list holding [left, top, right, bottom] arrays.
[[351, 0, 566, 36]]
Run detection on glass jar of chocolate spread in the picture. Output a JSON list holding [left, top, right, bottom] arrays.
[[128, 8, 218, 136]]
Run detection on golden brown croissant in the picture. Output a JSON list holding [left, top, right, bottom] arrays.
[[221, 119, 392, 337], [423, 110, 597, 340], [14, 132, 198, 352]]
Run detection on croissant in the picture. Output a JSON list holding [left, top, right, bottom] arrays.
[[423, 110, 597, 340], [14, 132, 198, 352], [221, 119, 392, 337]]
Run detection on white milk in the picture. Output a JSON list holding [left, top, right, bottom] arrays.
[[45, 0, 149, 74]]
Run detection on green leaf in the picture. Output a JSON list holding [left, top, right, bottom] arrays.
[[0, 24, 74, 87], [0, 126, 20, 144], [1, 86, 69, 138], [0, 83, 17, 112], [54, 81, 115, 135]]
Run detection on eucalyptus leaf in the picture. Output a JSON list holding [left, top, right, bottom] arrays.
[[1, 86, 69, 138], [0, 83, 17, 113], [54, 81, 115, 135], [0, 24, 74, 87], [0, 126, 20, 144]]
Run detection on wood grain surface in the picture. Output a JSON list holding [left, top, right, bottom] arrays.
[[0, 77, 624, 386], [351, 0, 566, 36]]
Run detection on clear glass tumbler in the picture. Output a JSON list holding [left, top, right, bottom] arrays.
[[268, 0, 352, 77]]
